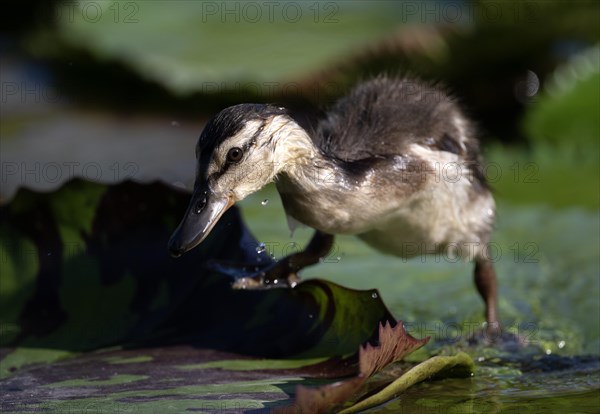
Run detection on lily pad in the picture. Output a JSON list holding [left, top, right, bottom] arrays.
[[0, 338, 472, 413], [0, 179, 395, 370], [339, 351, 474, 413], [487, 45, 600, 209], [524, 45, 600, 148], [1, 346, 301, 412], [46, 1, 401, 95]]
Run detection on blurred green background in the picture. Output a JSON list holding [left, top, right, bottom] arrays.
[[2, 0, 599, 205], [1, 0, 599, 412]]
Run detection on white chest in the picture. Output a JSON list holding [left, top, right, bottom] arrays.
[[277, 144, 495, 261]]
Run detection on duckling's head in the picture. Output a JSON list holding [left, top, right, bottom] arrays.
[[169, 104, 305, 257]]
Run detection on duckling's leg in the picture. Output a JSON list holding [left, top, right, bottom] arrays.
[[230, 231, 334, 289], [474, 258, 501, 340]]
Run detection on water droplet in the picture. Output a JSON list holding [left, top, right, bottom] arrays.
[[477, 356, 485, 362], [195, 194, 208, 214], [290, 281, 298, 288], [256, 243, 266, 254], [261, 199, 269, 206], [558, 340, 566, 349], [525, 69, 540, 97], [545, 349, 552, 355], [371, 292, 378, 299], [272, 279, 279, 285]]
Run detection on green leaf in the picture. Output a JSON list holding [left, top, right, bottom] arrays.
[[0, 346, 297, 411], [489, 45, 600, 209], [178, 357, 328, 371], [339, 352, 475, 413], [0, 179, 395, 370], [293, 281, 392, 357], [48, 1, 401, 95], [282, 321, 429, 414], [0, 348, 75, 379], [524, 45, 599, 148]]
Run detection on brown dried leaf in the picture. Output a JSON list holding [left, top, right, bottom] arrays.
[[278, 321, 429, 414], [359, 321, 428, 378], [278, 376, 366, 414]]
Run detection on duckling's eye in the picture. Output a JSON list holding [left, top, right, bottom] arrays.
[[226, 147, 243, 163]]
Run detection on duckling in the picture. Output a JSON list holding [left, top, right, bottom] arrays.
[[169, 76, 500, 336]]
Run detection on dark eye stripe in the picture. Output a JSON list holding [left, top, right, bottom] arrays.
[[211, 119, 267, 180], [248, 120, 266, 147]]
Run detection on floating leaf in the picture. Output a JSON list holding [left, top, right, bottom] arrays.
[[281, 321, 429, 414], [0, 179, 394, 372], [339, 352, 475, 413], [524, 45, 600, 147], [46, 1, 401, 95], [0, 346, 296, 412]]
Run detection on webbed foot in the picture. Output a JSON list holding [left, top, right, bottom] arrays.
[[208, 231, 333, 290], [468, 322, 528, 351], [207, 259, 301, 289]]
